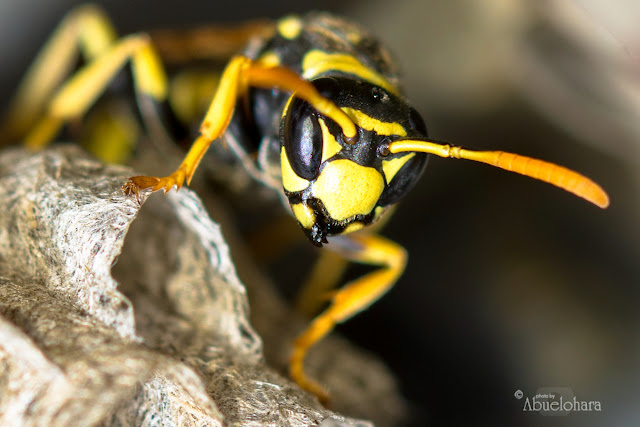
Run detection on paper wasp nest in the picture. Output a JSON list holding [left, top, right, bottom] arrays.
[[0, 145, 406, 426]]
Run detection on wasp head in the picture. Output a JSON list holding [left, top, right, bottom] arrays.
[[280, 77, 428, 246]]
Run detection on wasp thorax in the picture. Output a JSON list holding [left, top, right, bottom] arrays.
[[280, 77, 429, 245]]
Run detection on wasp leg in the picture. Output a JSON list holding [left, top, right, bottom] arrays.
[[2, 5, 115, 144], [294, 208, 396, 318], [23, 32, 166, 150], [125, 55, 357, 195], [289, 233, 407, 403], [2, 5, 152, 147], [294, 250, 350, 317], [149, 20, 275, 64]]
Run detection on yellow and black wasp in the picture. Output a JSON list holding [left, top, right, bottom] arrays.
[[1, 5, 609, 403]]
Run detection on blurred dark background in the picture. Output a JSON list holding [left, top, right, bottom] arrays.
[[2, 1, 638, 426]]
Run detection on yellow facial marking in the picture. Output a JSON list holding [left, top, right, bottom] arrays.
[[302, 50, 398, 95], [343, 108, 406, 137], [342, 221, 364, 234], [281, 147, 310, 192], [277, 16, 303, 40], [312, 159, 384, 221], [318, 118, 342, 162], [257, 51, 281, 67], [292, 203, 315, 229], [382, 153, 415, 183]]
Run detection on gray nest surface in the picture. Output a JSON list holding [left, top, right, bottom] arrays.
[[0, 145, 406, 426]]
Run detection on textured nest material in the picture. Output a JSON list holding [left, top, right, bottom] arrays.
[[0, 145, 406, 426]]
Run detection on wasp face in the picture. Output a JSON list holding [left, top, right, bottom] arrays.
[[280, 77, 428, 246]]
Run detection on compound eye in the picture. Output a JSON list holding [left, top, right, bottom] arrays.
[[282, 97, 323, 180], [407, 107, 428, 137], [377, 107, 429, 206], [378, 152, 428, 206]]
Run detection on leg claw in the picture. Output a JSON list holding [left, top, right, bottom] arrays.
[[122, 170, 187, 201], [154, 170, 186, 193]]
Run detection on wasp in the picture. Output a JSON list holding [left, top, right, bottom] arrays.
[[1, 5, 609, 403]]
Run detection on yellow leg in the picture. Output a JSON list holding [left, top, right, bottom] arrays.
[[294, 250, 349, 317], [24, 33, 167, 150], [2, 5, 131, 146], [82, 100, 141, 164], [123, 55, 358, 198], [0, 4, 166, 149], [289, 233, 407, 403], [294, 207, 396, 317]]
